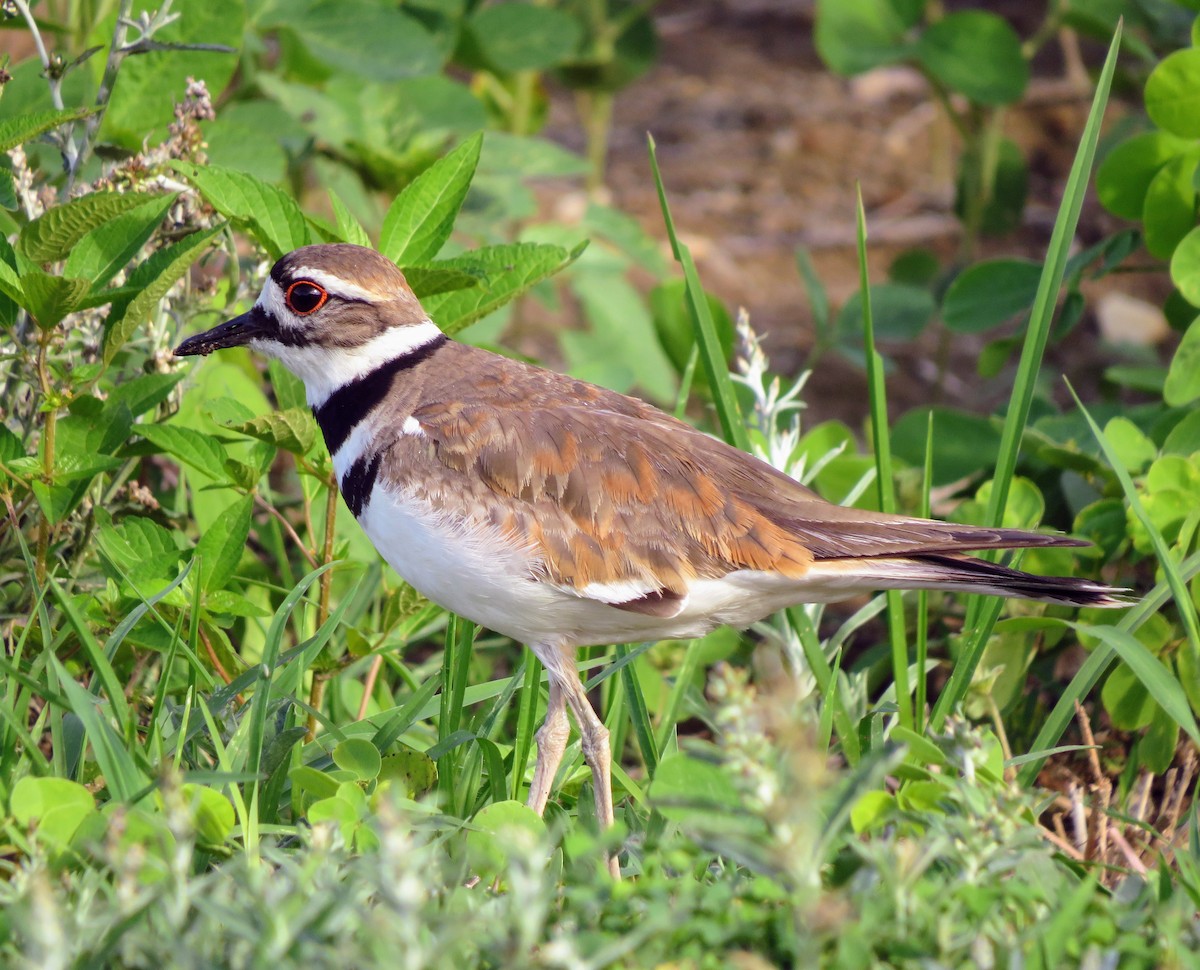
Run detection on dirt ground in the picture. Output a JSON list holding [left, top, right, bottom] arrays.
[[551, 2, 1170, 427]]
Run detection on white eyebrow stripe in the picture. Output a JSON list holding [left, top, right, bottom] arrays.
[[290, 265, 383, 303]]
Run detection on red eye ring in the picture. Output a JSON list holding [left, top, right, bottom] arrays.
[[285, 280, 328, 315]]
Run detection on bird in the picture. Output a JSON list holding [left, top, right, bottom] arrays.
[[175, 243, 1125, 876]]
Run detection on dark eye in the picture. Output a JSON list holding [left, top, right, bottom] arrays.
[[286, 280, 328, 315]]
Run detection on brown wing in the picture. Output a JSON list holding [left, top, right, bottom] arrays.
[[397, 343, 1080, 605]]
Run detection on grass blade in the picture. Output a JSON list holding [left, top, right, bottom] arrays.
[[931, 24, 1122, 730], [856, 187, 911, 731], [647, 135, 749, 451]]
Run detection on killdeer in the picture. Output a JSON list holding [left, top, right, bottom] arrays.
[[175, 243, 1124, 875]]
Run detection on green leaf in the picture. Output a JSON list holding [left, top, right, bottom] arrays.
[[181, 783, 236, 847], [1103, 417, 1157, 473], [916, 11, 1029, 105], [170, 162, 308, 259], [225, 407, 317, 456], [649, 753, 741, 822], [138, 423, 232, 482], [278, 0, 443, 81], [195, 494, 253, 592], [63, 193, 178, 289], [327, 189, 371, 247], [1170, 226, 1200, 307], [1165, 316, 1200, 407], [0, 106, 96, 153], [423, 241, 584, 334], [1142, 153, 1199, 261], [20, 192, 171, 263], [403, 264, 482, 299], [20, 270, 90, 329], [332, 738, 383, 782], [464, 3, 583, 73], [1146, 48, 1200, 138], [96, 516, 184, 584], [1084, 624, 1200, 746], [838, 283, 936, 341], [104, 225, 224, 365], [10, 776, 95, 848], [106, 371, 185, 419], [464, 801, 547, 881], [379, 132, 483, 265], [814, 0, 909, 75], [942, 259, 1042, 333], [1097, 131, 1192, 220]]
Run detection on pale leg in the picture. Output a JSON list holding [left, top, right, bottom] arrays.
[[530, 639, 620, 878], [525, 676, 568, 815]]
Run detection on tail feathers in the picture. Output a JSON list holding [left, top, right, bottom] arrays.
[[813, 553, 1129, 608]]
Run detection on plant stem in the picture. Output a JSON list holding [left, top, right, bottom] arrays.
[[305, 475, 340, 740], [33, 337, 56, 587]]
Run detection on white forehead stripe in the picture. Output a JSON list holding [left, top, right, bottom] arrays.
[[255, 277, 289, 323], [290, 265, 386, 304], [252, 319, 445, 409]]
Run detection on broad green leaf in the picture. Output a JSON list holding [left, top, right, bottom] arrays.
[[1103, 417, 1157, 473], [1170, 225, 1200, 307], [916, 11, 1029, 105], [96, 516, 184, 582], [138, 423, 231, 481], [195, 494, 253, 592], [942, 259, 1042, 333], [379, 132, 483, 265], [1165, 316, 1200, 406], [1145, 48, 1200, 138], [20, 192, 172, 263], [63, 193, 178, 288], [201, 100, 301, 185], [181, 783, 236, 847], [1097, 131, 1192, 220], [103, 224, 224, 365], [814, 0, 909, 75], [332, 738, 383, 782], [1142, 153, 1200, 260], [278, 0, 443, 81], [403, 264, 482, 299], [0, 106, 96, 153], [106, 371, 185, 418], [649, 752, 741, 823], [1141, 703, 1181, 774], [226, 408, 317, 456], [328, 189, 371, 247], [837, 283, 936, 341], [170, 162, 308, 259], [10, 776, 95, 847], [464, 3, 583, 73], [51, 452, 124, 483], [1085, 623, 1200, 745], [892, 406, 1002, 485], [20, 269, 90, 329], [423, 241, 585, 334], [464, 801, 546, 881]]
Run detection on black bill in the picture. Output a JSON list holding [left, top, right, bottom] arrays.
[[174, 306, 269, 357]]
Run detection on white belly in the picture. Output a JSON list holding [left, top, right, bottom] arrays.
[[354, 482, 844, 647]]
